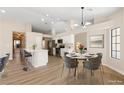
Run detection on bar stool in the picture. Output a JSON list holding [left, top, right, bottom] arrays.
[[23, 50, 32, 71]]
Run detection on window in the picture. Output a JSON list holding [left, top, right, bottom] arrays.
[[111, 27, 120, 59]]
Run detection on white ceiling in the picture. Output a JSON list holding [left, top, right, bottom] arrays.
[[0, 7, 121, 34]]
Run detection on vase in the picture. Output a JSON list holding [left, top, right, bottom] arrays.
[[80, 49, 83, 54], [33, 46, 35, 50]]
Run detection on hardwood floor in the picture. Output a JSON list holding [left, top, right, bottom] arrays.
[[0, 51, 124, 85]]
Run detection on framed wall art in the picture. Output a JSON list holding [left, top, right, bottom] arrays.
[[90, 34, 104, 48]]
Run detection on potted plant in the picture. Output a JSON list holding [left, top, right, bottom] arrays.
[[32, 44, 37, 50], [78, 44, 84, 54]]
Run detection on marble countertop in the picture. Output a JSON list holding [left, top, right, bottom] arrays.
[[25, 49, 48, 53]]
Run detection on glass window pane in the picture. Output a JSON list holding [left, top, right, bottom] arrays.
[[112, 51, 116, 58], [112, 37, 116, 43], [112, 44, 116, 50], [117, 44, 120, 51], [117, 36, 120, 43], [112, 30, 116, 36], [117, 52, 120, 59], [117, 28, 120, 35], [111, 27, 120, 59]]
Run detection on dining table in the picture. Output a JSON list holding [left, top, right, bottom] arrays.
[[66, 53, 99, 78], [0, 54, 7, 59], [66, 52, 98, 60]]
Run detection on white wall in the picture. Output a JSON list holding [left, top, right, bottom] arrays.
[[25, 32, 43, 49], [42, 34, 52, 38], [75, 32, 87, 48], [86, 9, 124, 75], [0, 20, 32, 59], [87, 29, 108, 63], [105, 9, 124, 75]]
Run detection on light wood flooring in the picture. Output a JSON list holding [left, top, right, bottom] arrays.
[[0, 51, 124, 85]]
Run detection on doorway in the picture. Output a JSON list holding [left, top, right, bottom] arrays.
[[13, 32, 25, 61]]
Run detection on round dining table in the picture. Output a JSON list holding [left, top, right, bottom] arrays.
[[0, 54, 7, 59], [66, 53, 98, 60]]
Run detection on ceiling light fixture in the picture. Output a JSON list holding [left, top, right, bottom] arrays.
[[41, 18, 44, 21], [51, 21, 54, 24], [81, 7, 94, 27], [73, 24, 79, 27], [0, 9, 6, 13], [85, 22, 92, 25], [81, 7, 84, 26], [46, 14, 49, 17]]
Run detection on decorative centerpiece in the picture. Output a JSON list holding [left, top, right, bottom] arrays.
[[32, 44, 37, 50], [78, 44, 84, 54]]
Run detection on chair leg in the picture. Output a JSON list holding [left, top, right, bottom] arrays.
[[0, 70, 4, 79], [74, 67, 76, 77], [90, 70, 93, 76], [68, 68, 71, 78], [0, 73, 2, 79], [89, 70, 92, 84], [82, 62, 85, 73], [100, 67, 104, 84], [61, 63, 64, 77], [101, 65, 104, 74], [69, 68, 71, 73]]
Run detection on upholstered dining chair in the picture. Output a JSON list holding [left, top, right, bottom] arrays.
[[61, 52, 79, 77], [83, 56, 104, 84], [61, 52, 68, 77], [96, 53, 104, 73], [96, 53, 103, 57], [5, 53, 10, 65], [0, 55, 9, 79], [0, 57, 5, 77], [3, 53, 10, 75]]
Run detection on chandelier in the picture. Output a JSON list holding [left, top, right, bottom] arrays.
[[81, 7, 94, 27], [81, 7, 84, 26]]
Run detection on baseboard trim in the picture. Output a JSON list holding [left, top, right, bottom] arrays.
[[103, 63, 124, 76]]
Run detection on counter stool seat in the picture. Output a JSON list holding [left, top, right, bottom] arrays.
[[23, 50, 32, 71]]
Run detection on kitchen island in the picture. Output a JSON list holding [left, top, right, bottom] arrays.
[[25, 49, 48, 68]]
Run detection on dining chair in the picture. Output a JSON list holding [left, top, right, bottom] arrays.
[[96, 53, 103, 57], [3, 53, 10, 76], [0, 57, 5, 74], [96, 53, 104, 74], [5, 53, 10, 65], [83, 56, 104, 84], [61, 52, 68, 77], [0, 55, 9, 79], [61, 52, 79, 77]]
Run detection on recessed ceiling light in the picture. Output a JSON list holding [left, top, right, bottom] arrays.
[[57, 18, 60, 21], [73, 24, 79, 27], [85, 22, 92, 25], [51, 21, 54, 24], [46, 14, 49, 17], [41, 18, 44, 21], [0, 9, 6, 13]]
